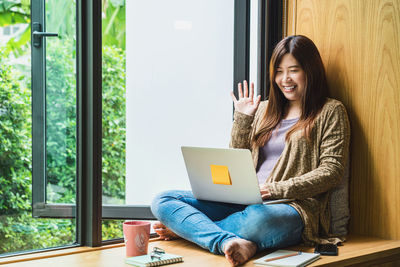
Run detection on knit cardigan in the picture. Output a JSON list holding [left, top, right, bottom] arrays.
[[229, 98, 350, 245]]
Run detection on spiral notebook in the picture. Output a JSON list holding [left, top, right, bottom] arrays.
[[125, 253, 183, 267]]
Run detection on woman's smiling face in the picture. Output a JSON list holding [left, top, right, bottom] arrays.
[[275, 53, 306, 106]]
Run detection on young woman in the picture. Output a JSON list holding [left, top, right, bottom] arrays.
[[151, 35, 350, 266]]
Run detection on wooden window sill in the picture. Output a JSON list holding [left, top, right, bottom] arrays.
[[1, 236, 400, 266]]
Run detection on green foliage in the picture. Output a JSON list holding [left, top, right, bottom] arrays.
[[0, 213, 75, 253], [45, 0, 75, 40], [0, 43, 127, 253], [102, 220, 124, 240], [0, 0, 30, 25], [0, 0, 127, 253], [102, 45, 126, 202], [45, 38, 77, 203], [0, 0, 30, 57], [102, 0, 126, 49], [0, 52, 31, 214], [44, 41, 126, 203], [0, 0, 125, 59]]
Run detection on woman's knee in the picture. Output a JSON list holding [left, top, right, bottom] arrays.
[[151, 190, 174, 218], [150, 190, 190, 219]]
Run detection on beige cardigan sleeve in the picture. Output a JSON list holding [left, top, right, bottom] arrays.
[[266, 103, 351, 200], [229, 101, 267, 150], [229, 111, 254, 149]]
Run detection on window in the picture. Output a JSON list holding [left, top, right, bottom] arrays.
[[31, 0, 252, 246], [3, 26, 10, 35], [125, 0, 236, 207], [0, 0, 77, 256], [31, 0, 77, 218]]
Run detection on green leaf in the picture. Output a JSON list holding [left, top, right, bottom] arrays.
[[0, 11, 29, 26]]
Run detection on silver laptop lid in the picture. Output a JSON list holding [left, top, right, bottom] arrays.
[[181, 146, 263, 205]]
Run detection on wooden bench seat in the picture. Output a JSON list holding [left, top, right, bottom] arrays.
[[2, 235, 400, 266]]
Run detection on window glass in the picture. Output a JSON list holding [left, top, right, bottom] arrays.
[[45, 0, 77, 205], [0, 0, 77, 255], [102, 219, 124, 241], [102, 0, 126, 240], [125, 0, 234, 206], [102, 0, 126, 206]]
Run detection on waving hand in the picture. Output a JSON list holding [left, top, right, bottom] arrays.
[[230, 80, 261, 116]]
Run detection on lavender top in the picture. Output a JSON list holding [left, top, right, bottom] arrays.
[[256, 117, 299, 184]]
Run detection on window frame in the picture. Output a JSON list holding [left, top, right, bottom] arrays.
[[258, 0, 284, 99], [31, 0, 283, 247], [31, 0, 46, 218]]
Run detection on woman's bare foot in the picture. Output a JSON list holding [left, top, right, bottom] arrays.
[[153, 222, 180, 241], [224, 238, 257, 266]]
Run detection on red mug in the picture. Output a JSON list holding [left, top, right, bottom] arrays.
[[123, 221, 151, 257]]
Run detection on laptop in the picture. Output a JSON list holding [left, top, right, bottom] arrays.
[[181, 146, 294, 205]]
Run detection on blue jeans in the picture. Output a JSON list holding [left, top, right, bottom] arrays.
[[151, 190, 303, 255]]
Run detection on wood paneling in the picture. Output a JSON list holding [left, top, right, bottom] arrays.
[[286, 0, 400, 239]]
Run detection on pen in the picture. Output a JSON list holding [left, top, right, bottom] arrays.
[[264, 251, 302, 262]]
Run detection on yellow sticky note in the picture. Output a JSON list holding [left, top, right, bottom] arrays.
[[210, 165, 232, 185]]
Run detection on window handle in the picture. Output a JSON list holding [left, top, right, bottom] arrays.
[[32, 22, 59, 48]]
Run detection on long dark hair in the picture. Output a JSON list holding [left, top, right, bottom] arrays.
[[254, 35, 329, 146]]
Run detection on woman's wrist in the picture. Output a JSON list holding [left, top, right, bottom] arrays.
[[233, 110, 254, 125]]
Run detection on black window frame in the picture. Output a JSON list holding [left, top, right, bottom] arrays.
[[258, 0, 284, 99], [31, 0, 282, 247]]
